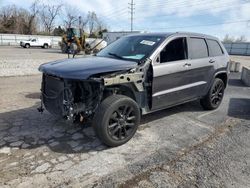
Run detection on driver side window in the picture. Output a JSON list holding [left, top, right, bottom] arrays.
[[159, 37, 188, 63], [32, 39, 36, 42]]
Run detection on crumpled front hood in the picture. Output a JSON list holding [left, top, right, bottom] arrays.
[[39, 56, 138, 79]]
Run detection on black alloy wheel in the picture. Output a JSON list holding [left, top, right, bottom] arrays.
[[93, 95, 140, 147], [211, 80, 224, 106], [108, 105, 136, 141], [201, 78, 225, 110]]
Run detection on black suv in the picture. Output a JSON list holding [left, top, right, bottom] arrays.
[[39, 32, 230, 147]]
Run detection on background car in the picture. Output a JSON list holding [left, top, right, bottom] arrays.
[[20, 38, 51, 48]]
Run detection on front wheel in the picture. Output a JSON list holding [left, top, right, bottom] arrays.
[[25, 43, 30, 48], [200, 78, 225, 110], [93, 95, 141, 147]]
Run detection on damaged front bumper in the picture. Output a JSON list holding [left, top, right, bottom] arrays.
[[38, 74, 103, 121]]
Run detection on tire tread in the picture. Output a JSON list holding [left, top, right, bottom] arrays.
[[93, 95, 140, 147]]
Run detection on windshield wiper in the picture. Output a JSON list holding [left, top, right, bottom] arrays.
[[108, 52, 124, 60]]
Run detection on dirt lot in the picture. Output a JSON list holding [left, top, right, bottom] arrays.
[[0, 46, 250, 187]]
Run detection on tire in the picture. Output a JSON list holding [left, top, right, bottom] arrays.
[[61, 43, 68, 53], [25, 43, 30, 48], [200, 78, 225, 110], [69, 43, 79, 54], [93, 95, 141, 147], [43, 44, 48, 49]]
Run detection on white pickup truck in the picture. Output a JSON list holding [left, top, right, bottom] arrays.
[[20, 38, 51, 48]]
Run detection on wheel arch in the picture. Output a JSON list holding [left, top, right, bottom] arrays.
[[103, 84, 137, 102], [214, 71, 228, 88]]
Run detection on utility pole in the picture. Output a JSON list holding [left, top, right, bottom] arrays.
[[128, 0, 135, 32]]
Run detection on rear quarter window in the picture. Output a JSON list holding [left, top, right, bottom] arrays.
[[189, 38, 208, 59], [207, 39, 224, 57]]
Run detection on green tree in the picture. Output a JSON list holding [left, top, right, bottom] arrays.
[[53, 26, 65, 36]]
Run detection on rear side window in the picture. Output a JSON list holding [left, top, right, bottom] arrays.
[[207, 39, 224, 57], [189, 38, 208, 59]]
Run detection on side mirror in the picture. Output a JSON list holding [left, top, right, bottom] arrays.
[[156, 56, 160, 63]]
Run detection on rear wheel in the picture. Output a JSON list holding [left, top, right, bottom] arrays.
[[69, 43, 79, 54], [93, 95, 141, 147], [200, 78, 225, 110], [43, 43, 48, 49], [61, 43, 68, 53]]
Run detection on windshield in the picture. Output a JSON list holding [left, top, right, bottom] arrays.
[[97, 35, 165, 62]]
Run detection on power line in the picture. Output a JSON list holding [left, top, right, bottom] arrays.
[[100, 7, 128, 18], [128, 0, 135, 31]]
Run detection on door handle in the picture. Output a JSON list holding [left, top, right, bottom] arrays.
[[183, 63, 191, 67], [209, 59, 215, 63]]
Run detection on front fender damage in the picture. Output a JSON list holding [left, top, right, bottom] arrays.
[[38, 59, 152, 122], [102, 58, 151, 92]]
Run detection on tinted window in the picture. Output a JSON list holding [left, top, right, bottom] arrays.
[[189, 38, 208, 59], [160, 38, 187, 63], [207, 39, 223, 56]]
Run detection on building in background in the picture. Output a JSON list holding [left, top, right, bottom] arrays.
[[102, 31, 141, 45]]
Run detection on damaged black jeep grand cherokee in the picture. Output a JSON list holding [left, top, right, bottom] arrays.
[[39, 32, 229, 147]]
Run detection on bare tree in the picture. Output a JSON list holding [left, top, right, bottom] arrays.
[[0, 5, 17, 33], [0, 3, 108, 35], [223, 34, 235, 43], [0, 1, 38, 34], [63, 6, 79, 28], [223, 34, 248, 43], [39, 3, 62, 34], [87, 11, 97, 34], [235, 35, 247, 42], [0, 5, 37, 34], [27, 0, 40, 34], [78, 15, 89, 32]]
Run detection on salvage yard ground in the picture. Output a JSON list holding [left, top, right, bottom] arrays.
[[0, 46, 250, 187], [0, 46, 66, 77]]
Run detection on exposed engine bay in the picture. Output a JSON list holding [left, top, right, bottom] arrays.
[[38, 59, 152, 122]]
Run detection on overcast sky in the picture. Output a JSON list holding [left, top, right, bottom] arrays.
[[1, 0, 250, 40]]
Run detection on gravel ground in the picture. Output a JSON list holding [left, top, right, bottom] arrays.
[[231, 55, 250, 68], [0, 73, 249, 187], [0, 46, 250, 187], [0, 46, 67, 77], [0, 46, 249, 77]]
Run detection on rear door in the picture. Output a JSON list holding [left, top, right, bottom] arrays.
[[206, 39, 226, 72], [186, 37, 215, 96], [151, 36, 214, 111]]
